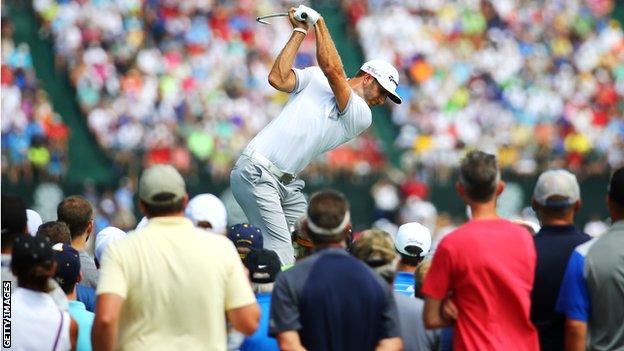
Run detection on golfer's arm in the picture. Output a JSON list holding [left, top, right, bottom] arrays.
[[268, 31, 306, 92], [314, 18, 351, 111]]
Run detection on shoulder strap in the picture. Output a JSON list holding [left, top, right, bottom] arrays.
[[51, 310, 65, 351]]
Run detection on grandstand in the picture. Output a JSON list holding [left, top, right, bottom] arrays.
[[2, 0, 622, 229]]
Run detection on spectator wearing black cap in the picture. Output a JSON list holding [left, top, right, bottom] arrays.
[[352, 229, 440, 351], [1, 194, 29, 286], [556, 167, 624, 351], [57, 196, 99, 289], [93, 164, 259, 351], [228, 223, 264, 261], [10, 235, 78, 351], [53, 243, 95, 351], [269, 189, 402, 351], [530, 170, 591, 351], [422, 150, 539, 350], [240, 249, 282, 351]]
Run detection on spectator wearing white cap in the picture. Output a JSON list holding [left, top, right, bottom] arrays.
[[394, 222, 431, 296], [185, 193, 228, 235], [26, 209, 43, 236], [93, 164, 259, 351], [94, 227, 126, 265], [530, 170, 591, 351]]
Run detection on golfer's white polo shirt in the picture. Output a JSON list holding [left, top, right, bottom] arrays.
[[245, 66, 372, 175]]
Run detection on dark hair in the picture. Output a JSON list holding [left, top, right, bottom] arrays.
[[37, 221, 71, 245], [459, 150, 500, 202], [307, 190, 350, 244], [57, 196, 93, 239], [535, 195, 577, 219], [608, 167, 624, 207], [141, 195, 185, 217], [196, 221, 213, 230], [1, 194, 27, 250], [398, 253, 424, 267], [355, 70, 367, 78]]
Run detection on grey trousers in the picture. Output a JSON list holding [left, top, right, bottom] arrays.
[[230, 155, 307, 266]]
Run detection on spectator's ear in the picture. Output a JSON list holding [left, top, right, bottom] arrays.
[[77, 271, 83, 283], [531, 199, 539, 212], [455, 181, 465, 199], [181, 194, 189, 209], [573, 200, 581, 214], [139, 201, 148, 217], [87, 219, 94, 235], [496, 181, 505, 196]]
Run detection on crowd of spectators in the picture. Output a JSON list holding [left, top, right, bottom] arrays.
[[348, 0, 624, 177], [4, 156, 624, 351], [1, 18, 69, 184], [32, 0, 384, 180]]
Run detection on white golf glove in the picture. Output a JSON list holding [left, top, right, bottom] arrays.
[[294, 5, 320, 26]]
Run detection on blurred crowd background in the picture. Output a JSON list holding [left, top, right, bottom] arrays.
[[2, 0, 622, 238]]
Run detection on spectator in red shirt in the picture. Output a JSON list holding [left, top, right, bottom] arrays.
[[422, 150, 539, 351]]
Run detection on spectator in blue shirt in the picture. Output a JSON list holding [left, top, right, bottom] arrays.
[[556, 167, 624, 351], [240, 249, 282, 351], [530, 170, 591, 351], [393, 222, 431, 296], [52, 243, 94, 351]]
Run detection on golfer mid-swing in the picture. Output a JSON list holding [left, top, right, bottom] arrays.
[[230, 5, 402, 265]]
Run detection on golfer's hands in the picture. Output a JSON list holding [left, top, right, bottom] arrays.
[[441, 296, 458, 322], [292, 5, 321, 26], [289, 7, 309, 31]]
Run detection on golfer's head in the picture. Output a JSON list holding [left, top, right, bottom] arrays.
[[358, 59, 402, 106]]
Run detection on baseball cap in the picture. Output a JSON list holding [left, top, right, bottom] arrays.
[[95, 226, 126, 263], [52, 243, 81, 292], [360, 59, 402, 104], [11, 234, 54, 273], [351, 229, 397, 267], [608, 167, 624, 206], [26, 209, 43, 237], [533, 169, 580, 208], [227, 223, 263, 250], [395, 222, 431, 258], [185, 194, 227, 234], [138, 164, 186, 206], [244, 249, 281, 284]]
